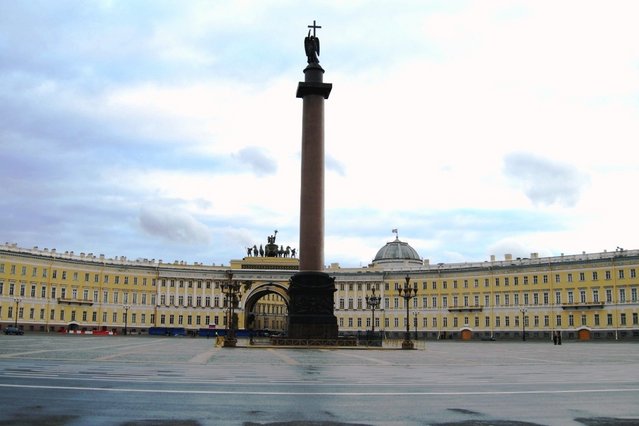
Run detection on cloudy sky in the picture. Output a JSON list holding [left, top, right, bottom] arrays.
[[2, 1, 638, 267]]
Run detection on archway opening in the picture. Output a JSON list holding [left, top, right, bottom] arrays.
[[244, 284, 290, 336]]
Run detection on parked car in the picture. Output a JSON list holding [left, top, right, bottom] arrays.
[[3, 326, 24, 335]]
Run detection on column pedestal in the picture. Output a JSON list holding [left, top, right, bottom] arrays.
[[287, 271, 338, 339]]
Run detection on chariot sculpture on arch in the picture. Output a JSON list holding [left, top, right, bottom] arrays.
[[246, 230, 297, 258]]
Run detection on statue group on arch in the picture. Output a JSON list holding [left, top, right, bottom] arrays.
[[246, 230, 297, 259]]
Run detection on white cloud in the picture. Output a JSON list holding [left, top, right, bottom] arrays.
[[138, 206, 211, 245], [503, 153, 590, 207]]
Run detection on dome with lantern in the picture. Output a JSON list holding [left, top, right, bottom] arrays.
[[371, 232, 423, 269]]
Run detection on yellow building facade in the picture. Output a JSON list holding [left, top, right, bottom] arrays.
[[1, 241, 638, 341]]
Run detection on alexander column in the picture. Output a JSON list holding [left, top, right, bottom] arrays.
[[287, 21, 338, 340]]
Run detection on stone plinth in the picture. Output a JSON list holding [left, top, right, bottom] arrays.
[[287, 271, 338, 339]]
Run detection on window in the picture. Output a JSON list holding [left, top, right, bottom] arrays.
[[593, 289, 599, 303], [620, 313, 626, 326], [592, 271, 598, 281], [606, 289, 613, 303], [619, 289, 626, 303], [594, 314, 600, 326], [556, 315, 562, 327], [580, 290, 586, 304], [607, 314, 613, 326], [619, 269, 625, 279]]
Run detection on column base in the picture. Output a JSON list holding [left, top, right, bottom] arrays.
[[287, 271, 338, 340]]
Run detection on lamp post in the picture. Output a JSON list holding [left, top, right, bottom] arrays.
[[123, 304, 131, 335], [220, 270, 242, 347], [520, 307, 528, 341], [13, 298, 22, 328], [398, 275, 417, 349], [365, 286, 381, 333], [365, 286, 381, 344]]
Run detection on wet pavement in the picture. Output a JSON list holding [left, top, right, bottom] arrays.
[[0, 334, 638, 425]]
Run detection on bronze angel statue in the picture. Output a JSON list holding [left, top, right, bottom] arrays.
[[304, 30, 320, 64]]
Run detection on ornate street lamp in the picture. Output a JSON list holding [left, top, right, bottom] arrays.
[[13, 298, 22, 328], [520, 307, 528, 341], [220, 271, 252, 347], [365, 285, 381, 343], [398, 275, 417, 349], [123, 304, 131, 335]]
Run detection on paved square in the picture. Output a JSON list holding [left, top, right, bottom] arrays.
[[1, 335, 638, 425]]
